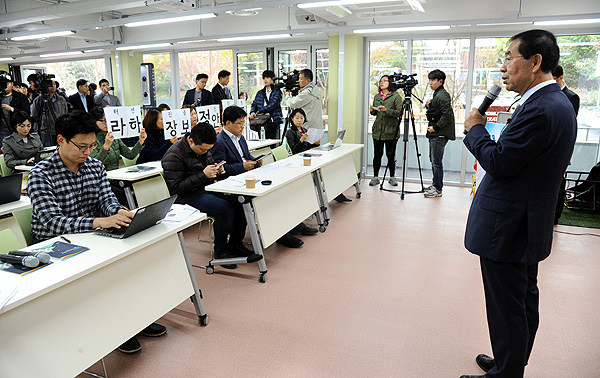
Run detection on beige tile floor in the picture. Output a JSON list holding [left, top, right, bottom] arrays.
[[80, 184, 600, 378]]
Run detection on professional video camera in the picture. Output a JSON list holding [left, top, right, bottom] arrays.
[[32, 72, 56, 95], [273, 69, 300, 96], [0, 71, 12, 91], [389, 72, 418, 93]]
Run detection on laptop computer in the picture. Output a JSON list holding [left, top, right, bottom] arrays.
[[0, 173, 23, 205], [315, 129, 346, 151], [94, 195, 177, 239]]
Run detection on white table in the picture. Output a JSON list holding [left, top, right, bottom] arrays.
[[0, 210, 208, 378], [0, 196, 32, 247], [247, 139, 281, 165], [204, 144, 363, 282], [106, 161, 163, 208]]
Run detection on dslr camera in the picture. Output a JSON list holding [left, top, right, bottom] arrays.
[[273, 70, 301, 96], [32, 72, 56, 95], [389, 72, 418, 92]]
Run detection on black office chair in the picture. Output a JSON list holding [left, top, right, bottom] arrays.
[[565, 162, 600, 211]]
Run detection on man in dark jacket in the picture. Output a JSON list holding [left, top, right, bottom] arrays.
[[1, 71, 30, 147], [424, 69, 456, 198], [162, 122, 258, 268], [182, 73, 214, 107], [68, 79, 95, 112], [249, 70, 283, 139], [211, 70, 233, 108]]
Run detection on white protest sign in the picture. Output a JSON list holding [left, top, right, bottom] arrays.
[[105, 105, 142, 139], [196, 104, 220, 128], [221, 99, 246, 110], [162, 108, 190, 140]]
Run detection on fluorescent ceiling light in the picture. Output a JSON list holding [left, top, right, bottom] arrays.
[[11, 30, 74, 41], [83, 49, 104, 53], [298, 0, 391, 9], [354, 25, 450, 34], [534, 18, 600, 26], [40, 51, 84, 58], [217, 34, 291, 42], [406, 0, 424, 12], [325, 5, 352, 18], [476, 21, 533, 26], [116, 43, 173, 51], [124, 13, 216, 28], [177, 39, 207, 44], [0, 57, 15, 61]]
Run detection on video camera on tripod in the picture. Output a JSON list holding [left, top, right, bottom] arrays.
[[31, 72, 56, 95], [389, 72, 418, 93], [273, 70, 301, 96]]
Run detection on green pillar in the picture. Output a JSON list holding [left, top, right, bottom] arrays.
[[111, 51, 144, 106], [328, 34, 365, 171]]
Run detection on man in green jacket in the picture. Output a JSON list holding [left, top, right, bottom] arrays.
[[424, 69, 456, 198]]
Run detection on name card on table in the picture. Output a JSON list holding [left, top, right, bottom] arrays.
[[196, 104, 221, 128], [162, 108, 190, 140], [105, 106, 142, 139]]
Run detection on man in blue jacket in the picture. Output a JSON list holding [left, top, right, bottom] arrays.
[[249, 70, 283, 139], [460, 29, 577, 378]]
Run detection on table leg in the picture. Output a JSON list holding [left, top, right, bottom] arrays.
[[123, 186, 137, 209], [354, 180, 362, 198], [312, 170, 330, 225], [177, 231, 209, 326], [241, 200, 268, 283]]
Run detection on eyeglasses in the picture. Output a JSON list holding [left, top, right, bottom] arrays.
[[503, 55, 524, 66], [68, 139, 98, 152], [233, 120, 245, 126]]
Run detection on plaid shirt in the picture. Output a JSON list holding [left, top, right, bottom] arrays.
[[28, 150, 122, 241]]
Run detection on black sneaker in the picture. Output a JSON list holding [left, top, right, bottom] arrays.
[[334, 194, 352, 203], [140, 322, 167, 337], [227, 242, 254, 257], [276, 232, 304, 248], [291, 223, 318, 236], [118, 336, 142, 354], [213, 252, 238, 269]]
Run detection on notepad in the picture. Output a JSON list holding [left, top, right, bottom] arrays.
[[127, 165, 156, 173]]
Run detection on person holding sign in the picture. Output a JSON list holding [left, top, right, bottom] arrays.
[[137, 108, 178, 164], [285, 108, 320, 154], [90, 107, 146, 171]]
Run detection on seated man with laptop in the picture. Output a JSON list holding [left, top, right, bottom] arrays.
[[162, 121, 261, 269], [27, 110, 167, 355]]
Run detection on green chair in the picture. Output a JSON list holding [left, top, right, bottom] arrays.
[[122, 155, 139, 167], [0, 229, 22, 254], [0, 154, 12, 177], [271, 145, 291, 161], [12, 207, 33, 246]]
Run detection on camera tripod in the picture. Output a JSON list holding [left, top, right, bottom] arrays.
[[379, 89, 426, 199]]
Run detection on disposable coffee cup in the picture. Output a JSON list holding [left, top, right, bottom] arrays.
[[303, 156, 311, 166], [246, 173, 256, 189]]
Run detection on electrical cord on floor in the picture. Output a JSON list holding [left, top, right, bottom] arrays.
[[554, 229, 600, 238]]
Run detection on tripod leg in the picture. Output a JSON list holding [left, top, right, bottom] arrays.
[[410, 109, 425, 192]]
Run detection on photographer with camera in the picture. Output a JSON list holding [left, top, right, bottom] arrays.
[[285, 69, 323, 130], [32, 78, 69, 147], [424, 69, 455, 198], [183, 73, 215, 107], [95, 79, 121, 107], [369, 75, 404, 187], [1, 71, 33, 147], [249, 70, 283, 139]]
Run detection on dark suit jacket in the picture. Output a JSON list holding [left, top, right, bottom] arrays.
[[211, 131, 257, 178], [463, 83, 577, 264], [68, 92, 95, 112], [211, 84, 231, 107], [182, 88, 214, 107], [0, 90, 30, 134], [562, 86, 580, 116]]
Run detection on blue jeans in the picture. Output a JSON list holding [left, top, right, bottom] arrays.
[[429, 136, 448, 191], [181, 192, 247, 255], [40, 133, 57, 147]]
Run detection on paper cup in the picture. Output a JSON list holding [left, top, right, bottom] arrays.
[[303, 156, 311, 166], [246, 173, 256, 189]]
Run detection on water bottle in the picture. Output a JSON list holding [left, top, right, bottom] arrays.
[[260, 126, 265, 141]]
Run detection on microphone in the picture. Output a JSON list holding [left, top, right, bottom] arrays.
[[478, 84, 502, 116], [0, 254, 40, 268], [9, 250, 51, 265]]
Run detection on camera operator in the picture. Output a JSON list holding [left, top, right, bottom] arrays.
[[369, 75, 404, 187], [95, 79, 121, 107], [249, 70, 283, 139], [32, 79, 69, 146], [424, 69, 455, 198], [68, 79, 94, 113], [285, 69, 323, 130], [1, 71, 30, 147], [183, 73, 214, 107]]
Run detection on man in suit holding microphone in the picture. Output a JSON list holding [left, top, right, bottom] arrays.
[[460, 30, 577, 378]]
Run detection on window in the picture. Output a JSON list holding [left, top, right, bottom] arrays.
[[237, 52, 265, 106], [315, 48, 329, 121], [178, 50, 233, 104], [28, 59, 106, 97], [143, 53, 172, 109]]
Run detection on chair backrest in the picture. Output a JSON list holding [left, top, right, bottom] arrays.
[[132, 175, 171, 207], [0, 154, 11, 177], [271, 145, 291, 161], [12, 207, 33, 246], [122, 155, 139, 167], [0, 229, 22, 254]]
